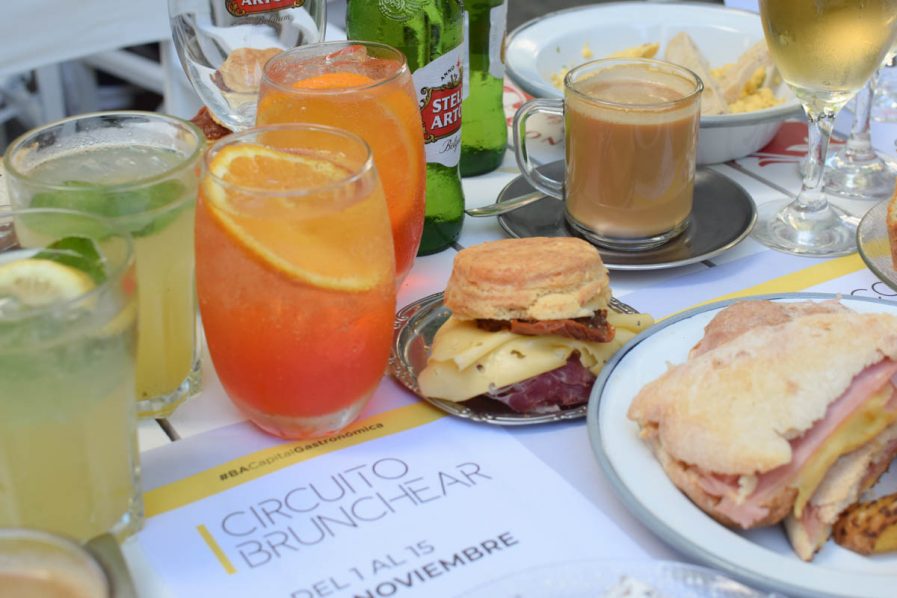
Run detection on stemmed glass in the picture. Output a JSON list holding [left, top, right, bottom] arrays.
[[874, 55, 897, 121], [168, 0, 327, 131], [824, 52, 897, 200], [754, 0, 897, 256]]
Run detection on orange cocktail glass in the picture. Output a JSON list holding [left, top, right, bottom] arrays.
[[257, 41, 425, 285], [196, 124, 397, 439]]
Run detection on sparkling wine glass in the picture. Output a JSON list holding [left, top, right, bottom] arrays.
[[168, 0, 326, 131], [874, 53, 897, 121], [755, 0, 897, 256], [824, 64, 897, 200]]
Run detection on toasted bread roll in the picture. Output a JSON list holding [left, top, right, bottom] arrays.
[[833, 493, 897, 555], [444, 237, 610, 321]]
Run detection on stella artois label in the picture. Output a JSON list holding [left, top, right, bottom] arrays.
[[413, 45, 463, 168], [226, 0, 305, 17]]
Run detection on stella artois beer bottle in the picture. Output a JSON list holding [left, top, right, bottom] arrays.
[[460, 0, 508, 176], [347, 0, 466, 255]]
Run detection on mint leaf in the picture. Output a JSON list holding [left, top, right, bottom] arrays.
[[30, 180, 189, 238], [34, 237, 107, 284]]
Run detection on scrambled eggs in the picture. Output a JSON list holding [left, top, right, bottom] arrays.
[[551, 40, 784, 115]]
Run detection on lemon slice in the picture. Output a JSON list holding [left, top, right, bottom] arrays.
[[205, 143, 389, 292], [0, 259, 95, 307]]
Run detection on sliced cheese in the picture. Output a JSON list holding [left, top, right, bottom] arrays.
[[429, 316, 517, 370], [792, 386, 897, 516], [419, 317, 624, 402]]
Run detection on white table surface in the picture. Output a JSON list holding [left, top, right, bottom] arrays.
[[4, 53, 897, 597], [111, 101, 897, 596]]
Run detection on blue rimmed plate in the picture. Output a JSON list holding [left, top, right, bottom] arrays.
[[587, 292, 897, 598]]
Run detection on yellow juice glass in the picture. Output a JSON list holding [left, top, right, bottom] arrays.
[[0, 208, 140, 542], [196, 124, 396, 439], [4, 112, 204, 418]]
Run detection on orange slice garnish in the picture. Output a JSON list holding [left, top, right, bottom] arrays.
[[205, 143, 388, 292], [291, 71, 377, 90]]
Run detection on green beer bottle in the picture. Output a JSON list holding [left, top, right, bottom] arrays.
[[461, 0, 509, 176], [346, 0, 466, 255]]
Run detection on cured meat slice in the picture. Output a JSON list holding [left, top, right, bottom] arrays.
[[475, 310, 615, 342], [485, 354, 595, 414]]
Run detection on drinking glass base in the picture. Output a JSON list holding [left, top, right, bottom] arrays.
[[823, 151, 897, 200], [107, 498, 144, 543], [236, 395, 371, 440], [136, 358, 203, 419], [752, 199, 857, 257], [565, 213, 689, 251]]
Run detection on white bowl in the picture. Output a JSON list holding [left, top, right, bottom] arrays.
[[505, 1, 803, 164]]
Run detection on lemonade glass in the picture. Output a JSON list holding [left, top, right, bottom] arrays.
[[257, 41, 425, 284], [4, 112, 204, 418], [197, 124, 397, 439], [0, 208, 140, 542]]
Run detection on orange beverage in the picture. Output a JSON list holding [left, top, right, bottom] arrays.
[[257, 41, 425, 284], [196, 124, 397, 439]]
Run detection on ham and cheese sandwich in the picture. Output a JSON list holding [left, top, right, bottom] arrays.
[[628, 301, 897, 560], [418, 237, 650, 414]]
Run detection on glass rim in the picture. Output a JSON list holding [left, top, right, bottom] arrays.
[[203, 123, 376, 198], [564, 57, 704, 110], [0, 208, 134, 321], [2, 110, 205, 194], [260, 40, 410, 96], [0, 528, 110, 595]]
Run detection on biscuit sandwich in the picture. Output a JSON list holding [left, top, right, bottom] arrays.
[[628, 300, 897, 560], [418, 237, 650, 414]]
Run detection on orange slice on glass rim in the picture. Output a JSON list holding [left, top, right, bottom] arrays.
[[204, 143, 387, 292]]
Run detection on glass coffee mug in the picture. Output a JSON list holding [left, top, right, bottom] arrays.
[[514, 58, 703, 250]]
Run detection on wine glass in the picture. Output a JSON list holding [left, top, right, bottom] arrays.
[[168, 0, 326, 131], [824, 66, 897, 200], [874, 53, 897, 121], [754, 0, 897, 256]]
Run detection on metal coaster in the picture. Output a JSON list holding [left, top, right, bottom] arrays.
[[390, 292, 640, 426], [857, 199, 897, 292], [496, 161, 756, 270]]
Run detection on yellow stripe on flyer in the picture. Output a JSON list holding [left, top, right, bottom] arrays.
[[144, 402, 445, 517], [197, 524, 236, 575], [665, 253, 865, 319]]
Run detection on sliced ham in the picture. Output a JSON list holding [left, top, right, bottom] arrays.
[[695, 359, 897, 528]]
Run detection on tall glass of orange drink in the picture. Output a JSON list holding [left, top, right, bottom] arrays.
[[196, 124, 397, 439], [257, 41, 425, 284]]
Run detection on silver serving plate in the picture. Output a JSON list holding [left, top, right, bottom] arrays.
[[390, 292, 640, 426], [857, 199, 897, 292]]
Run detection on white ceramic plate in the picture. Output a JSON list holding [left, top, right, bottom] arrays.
[[587, 293, 897, 598], [460, 559, 776, 597], [505, 2, 803, 163]]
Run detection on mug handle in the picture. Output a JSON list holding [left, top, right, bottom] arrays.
[[513, 98, 564, 200]]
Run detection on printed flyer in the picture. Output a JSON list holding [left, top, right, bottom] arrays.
[[137, 404, 648, 597]]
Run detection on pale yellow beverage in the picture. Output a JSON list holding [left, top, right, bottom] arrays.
[[24, 146, 198, 413], [4, 113, 204, 418], [0, 209, 141, 542], [129, 200, 196, 402], [760, 0, 897, 110]]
